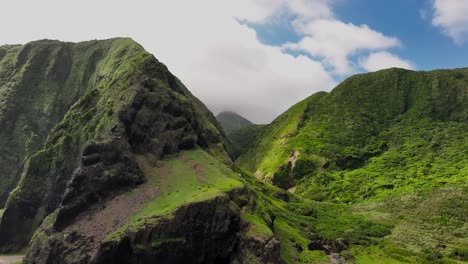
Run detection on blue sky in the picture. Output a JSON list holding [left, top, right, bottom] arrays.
[[336, 0, 468, 70], [247, 0, 468, 77]]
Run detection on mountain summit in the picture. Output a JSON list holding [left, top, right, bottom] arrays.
[[216, 111, 253, 134], [0, 38, 253, 262]]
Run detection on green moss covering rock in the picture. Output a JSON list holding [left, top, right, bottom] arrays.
[[0, 38, 230, 254]]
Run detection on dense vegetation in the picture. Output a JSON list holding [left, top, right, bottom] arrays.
[[226, 124, 266, 158], [216, 111, 266, 160], [0, 38, 230, 256], [237, 67, 468, 263], [0, 38, 466, 264]]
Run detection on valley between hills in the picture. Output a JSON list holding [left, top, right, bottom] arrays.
[[0, 38, 466, 264]]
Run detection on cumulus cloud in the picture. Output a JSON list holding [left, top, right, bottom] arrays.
[[431, 0, 468, 44], [232, 0, 333, 23], [0, 0, 412, 123], [359, 52, 415, 72], [283, 20, 401, 75], [0, 0, 337, 123]]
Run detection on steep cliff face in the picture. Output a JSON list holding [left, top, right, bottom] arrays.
[[0, 40, 106, 206], [0, 38, 230, 253]]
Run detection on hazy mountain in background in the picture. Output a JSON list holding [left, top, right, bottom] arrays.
[[216, 111, 253, 134]]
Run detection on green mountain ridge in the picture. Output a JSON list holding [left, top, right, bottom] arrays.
[[237, 67, 468, 263], [237, 67, 467, 197], [0, 38, 466, 264], [0, 38, 240, 260]]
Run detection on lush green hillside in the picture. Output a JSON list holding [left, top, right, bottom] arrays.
[[0, 38, 233, 256], [2, 38, 384, 264], [237, 67, 468, 263], [216, 111, 265, 160], [0, 40, 116, 206], [227, 124, 266, 159], [216, 111, 253, 134], [1, 38, 466, 264], [238, 68, 467, 192]]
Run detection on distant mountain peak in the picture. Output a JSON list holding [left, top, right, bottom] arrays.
[[216, 111, 253, 134]]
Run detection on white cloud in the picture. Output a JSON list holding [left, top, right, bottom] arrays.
[[431, 0, 468, 44], [283, 20, 401, 75], [0, 0, 413, 123], [0, 0, 336, 123], [359, 52, 415, 72], [232, 0, 333, 23]]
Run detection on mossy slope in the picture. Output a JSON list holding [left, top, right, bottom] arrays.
[[0, 38, 229, 253], [238, 68, 467, 192], [26, 149, 246, 263], [0, 39, 128, 205], [237, 67, 468, 263]]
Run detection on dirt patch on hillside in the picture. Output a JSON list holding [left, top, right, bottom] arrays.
[[182, 153, 207, 182], [191, 162, 207, 182], [0, 255, 23, 264], [67, 186, 160, 242], [65, 154, 168, 252]]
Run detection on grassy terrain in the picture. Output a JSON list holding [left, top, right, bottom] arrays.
[[106, 148, 243, 241], [236, 67, 468, 263], [106, 148, 404, 263], [237, 166, 468, 263], [236, 92, 328, 180], [216, 111, 264, 160], [0, 38, 153, 251], [2, 39, 466, 263]]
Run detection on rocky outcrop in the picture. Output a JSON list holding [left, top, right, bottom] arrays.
[[307, 236, 349, 254], [236, 233, 284, 264], [26, 195, 240, 264], [94, 195, 241, 264], [25, 189, 284, 264]]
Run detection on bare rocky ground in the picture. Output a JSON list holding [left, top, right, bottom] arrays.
[[0, 255, 23, 264]]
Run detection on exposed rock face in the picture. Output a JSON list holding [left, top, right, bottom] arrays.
[[307, 236, 349, 254], [25, 189, 284, 264], [26, 195, 239, 264], [93, 196, 240, 264], [236, 233, 283, 264]]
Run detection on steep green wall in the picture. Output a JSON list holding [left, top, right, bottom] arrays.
[[0, 38, 229, 252], [237, 68, 468, 200], [0, 38, 147, 205]]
